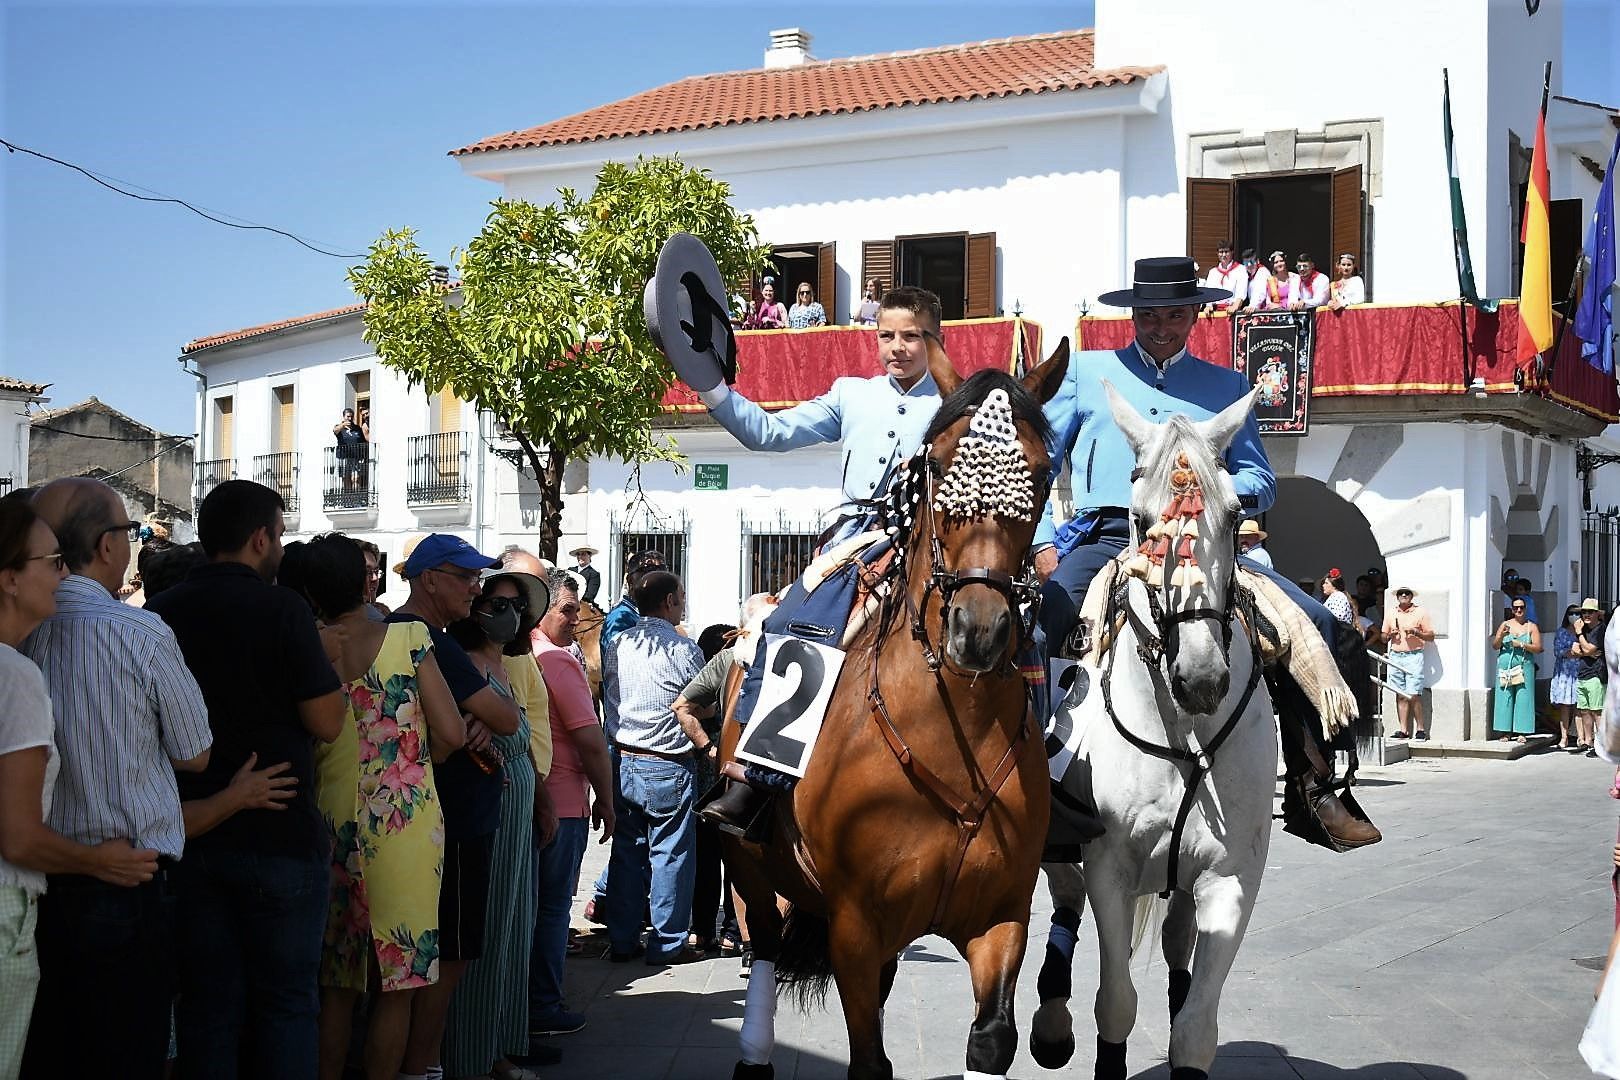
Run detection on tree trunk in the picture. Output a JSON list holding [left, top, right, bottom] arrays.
[[513, 432, 567, 563]]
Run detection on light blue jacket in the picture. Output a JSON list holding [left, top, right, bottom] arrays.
[[708, 373, 941, 509], [1035, 347, 1275, 549]]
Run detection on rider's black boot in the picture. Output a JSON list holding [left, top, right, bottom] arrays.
[[1272, 669, 1382, 852], [699, 762, 772, 838]]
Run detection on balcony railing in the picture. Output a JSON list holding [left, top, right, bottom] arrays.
[[252, 451, 299, 513], [406, 432, 469, 505], [195, 458, 234, 506], [323, 445, 378, 512]]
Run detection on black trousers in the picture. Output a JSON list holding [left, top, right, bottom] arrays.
[[22, 868, 177, 1080]]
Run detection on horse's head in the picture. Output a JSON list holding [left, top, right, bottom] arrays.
[[887, 336, 1068, 675], [1106, 380, 1258, 715]]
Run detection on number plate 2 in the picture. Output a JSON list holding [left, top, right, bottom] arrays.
[[735, 634, 847, 779]]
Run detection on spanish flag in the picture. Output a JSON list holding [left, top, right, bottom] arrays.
[[1517, 67, 1554, 369]]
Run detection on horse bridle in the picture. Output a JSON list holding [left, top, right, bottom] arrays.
[[1103, 465, 1263, 900], [898, 444, 1047, 676]]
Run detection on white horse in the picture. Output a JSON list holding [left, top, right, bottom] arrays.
[[1029, 384, 1275, 1080]]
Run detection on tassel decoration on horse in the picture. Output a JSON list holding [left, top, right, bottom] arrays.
[[1124, 452, 1209, 591]]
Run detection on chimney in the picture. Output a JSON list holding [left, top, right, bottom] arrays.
[[764, 27, 814, 69]]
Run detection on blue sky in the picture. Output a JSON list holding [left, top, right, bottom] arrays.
[[4, 1, 1618, 435]]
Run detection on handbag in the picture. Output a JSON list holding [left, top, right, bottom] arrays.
[[1582, 946, 1620, 1077], [1498, 666, 1525, 689]]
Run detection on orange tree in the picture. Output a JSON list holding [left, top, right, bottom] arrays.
[[348, 156, 768, 558]]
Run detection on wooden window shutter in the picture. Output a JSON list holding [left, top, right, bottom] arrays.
[[433, 386, 461, 433], [1186, 178, 1236, 274], [964, 232, 997, 319], [1329, 166, 1364, 276], [817, 242, 836, 323], [217, 397, 234, 459], [275, 386, 295, 452], [861, 239, 895, 295]]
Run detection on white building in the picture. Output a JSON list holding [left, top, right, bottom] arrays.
[[0, 376, 51, 494], [186, 0, 1619, 740]]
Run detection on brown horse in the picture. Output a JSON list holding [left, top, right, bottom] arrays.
[[721, 338, 1069, 1080], [572, 598, 605, 700]]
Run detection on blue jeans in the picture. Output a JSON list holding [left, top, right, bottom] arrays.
[[604, 754, 697, 959], [173, 849, 327, 1080], [529, 817, 589, 1017]]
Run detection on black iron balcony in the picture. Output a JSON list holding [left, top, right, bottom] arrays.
[[406, 432, 469, 505], [324, 445, 378, 512], [252, 451, 299, 513], [195, 458, 234, 506]]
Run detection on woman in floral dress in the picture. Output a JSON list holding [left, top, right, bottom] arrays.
[[1551, 604, 1583, 749], [443, 568, 550, 1080], [293, 535, 466, 1080]]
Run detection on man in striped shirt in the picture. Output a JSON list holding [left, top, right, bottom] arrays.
[[20, 477, 213, 1080]]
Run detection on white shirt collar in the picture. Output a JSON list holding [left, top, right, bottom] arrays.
[[1133, 339, 1187, 374]]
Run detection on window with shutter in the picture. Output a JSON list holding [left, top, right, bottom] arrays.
[[1550, 198, 1583, 312], [817, 242, 836, 324], [1329, 166, 1364, 287], [861, 240, 895, 298], [965, 232, 997, 319], [216, 396, 234, 460], [432, 386, 462, 434], [1186, 178, 1237, 274], [274, 385, 295, 453]]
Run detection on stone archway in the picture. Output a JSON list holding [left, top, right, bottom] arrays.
[[1264, 476, 1384, 593]]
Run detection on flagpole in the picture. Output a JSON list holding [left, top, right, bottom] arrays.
[[1543, 256, 1585, 382]]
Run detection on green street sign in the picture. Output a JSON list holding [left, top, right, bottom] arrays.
[[693, 463, 728, 491]]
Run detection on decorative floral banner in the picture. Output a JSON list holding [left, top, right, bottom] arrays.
[[1232, 311, 1313, 435]]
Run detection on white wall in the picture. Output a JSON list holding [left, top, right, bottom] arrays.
[[0, 392, 36, 487]]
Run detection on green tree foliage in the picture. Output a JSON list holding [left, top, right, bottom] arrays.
[[348, 156, 769, 559]]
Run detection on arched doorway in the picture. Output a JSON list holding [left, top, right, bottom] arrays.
[[1264, 476, 1385, 594]]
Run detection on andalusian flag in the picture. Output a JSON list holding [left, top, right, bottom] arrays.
[[1517, 65, 1554, 367], [1443, 70, 1493, 311]]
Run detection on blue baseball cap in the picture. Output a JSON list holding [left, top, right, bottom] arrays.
[[402, 533, 500, 579]]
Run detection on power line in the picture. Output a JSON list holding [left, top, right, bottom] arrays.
[[31, 424, 192, 443], [0, 137, 366, 259]]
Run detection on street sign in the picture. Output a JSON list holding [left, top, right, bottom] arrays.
[[694, 463, 728, 491]]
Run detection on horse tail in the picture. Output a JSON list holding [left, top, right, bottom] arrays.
[[1130, 893, 1167, 958], [775, 905, 835, 1012]]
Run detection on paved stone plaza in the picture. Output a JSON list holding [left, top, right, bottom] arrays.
[[548, 752, 1618, 1078]]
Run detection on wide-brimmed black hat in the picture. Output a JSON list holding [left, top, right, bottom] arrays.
[[1099, 256, 1232, 309], [643, 232, 736, 393]]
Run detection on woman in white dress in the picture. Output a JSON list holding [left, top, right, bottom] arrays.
[[1328, 253, 1366, 310]]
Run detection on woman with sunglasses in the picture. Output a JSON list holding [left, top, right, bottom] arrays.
[[1492, 595, 1542, 742], [787, 282, 827, 328], [291, 532, 466, 1080], [0, 496, 164, 1077], [443, 567, 553, 1080]]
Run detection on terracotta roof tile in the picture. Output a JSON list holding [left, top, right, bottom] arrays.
[[183, 303, 366, 354], [0, 375, 50, 396], [453, 30, 1158, 155]]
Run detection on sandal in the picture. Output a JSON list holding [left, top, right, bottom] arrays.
[[719, 935, 742, 957]]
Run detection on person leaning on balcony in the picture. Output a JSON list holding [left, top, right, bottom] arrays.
[[1241, 248, 1272, 311], [1202, 240, 1247, 313], [333, 407, 370, 489], [1327, 253, 1366, 309], [1292, 253, 1330, 310], [1261, 250, 1300, 310], [787, 283, 827, 329], [747, 279, 787, 330], [854, 278, 883, 326]]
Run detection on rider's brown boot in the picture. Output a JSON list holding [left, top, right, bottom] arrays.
[[699, 780, 769, 837], [1310, 787, 1382, 848]]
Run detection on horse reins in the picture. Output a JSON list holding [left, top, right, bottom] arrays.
[[1104, 464, 1264, 899], [867, 432, 1046, 933]]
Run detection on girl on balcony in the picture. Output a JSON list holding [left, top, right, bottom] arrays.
[[1262, 250, 1300, 310], [1328, 253, 1366, 310], [746, 279, 787, 329]]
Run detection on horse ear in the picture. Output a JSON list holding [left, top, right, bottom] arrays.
[[1103, 380, 1156, 460], [927, 334, 962, 397], [1021, 336, 1069, 404], [1197, 387, 1260, 455]]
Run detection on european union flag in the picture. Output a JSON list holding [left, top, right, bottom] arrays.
[[1575, 131, 1620, 376]]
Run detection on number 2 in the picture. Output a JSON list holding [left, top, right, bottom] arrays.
[[747, 638, 826, 766]]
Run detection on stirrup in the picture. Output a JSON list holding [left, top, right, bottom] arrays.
[[697, 777, 774, 842], [1280, 773, 1380, 852]]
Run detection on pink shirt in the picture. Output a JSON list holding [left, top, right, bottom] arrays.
[[533, 633, 602, 819]]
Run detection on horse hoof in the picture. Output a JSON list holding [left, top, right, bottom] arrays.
[[1094, 1037, 1127, 1080], [732, 1062, 774, 1080], [1029, 1033, 1075, 1070]]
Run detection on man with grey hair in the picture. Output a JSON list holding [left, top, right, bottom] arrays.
[[528, 569, 615, 1039], [21, 477, 213, 1078]]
